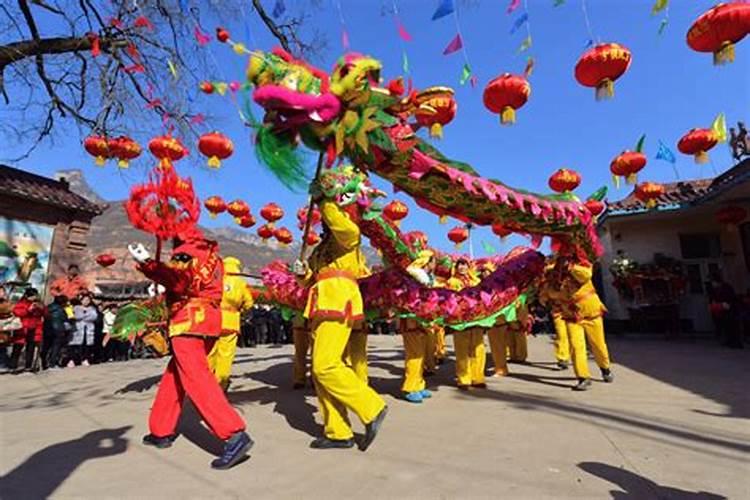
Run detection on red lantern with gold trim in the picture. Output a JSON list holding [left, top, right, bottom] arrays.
[[226, 199, 250, 223], [204, 196, 227, 219], [305, 231, 321, 246], [610, 151, 647, 186], [548, 168, 581, 193], [383, 200, 409, 226], [84, 135, 110, 166], [584, 199, 606, 217], [482, 73, 531, 125], [678, 128, 718, 164], [447, 226, 469, 249], [260, 202, 284, 227], [274, 227, 293, 246], [198, 132, 234, 169], [296, 206, 321, 230], [575, 43, 632, 100], [715, 205, 748, 227], [95, 253, 116, 268], [414, 87, 457, 139], [635, 182, 665, 209], [491, 223, 513, 239], [237, 214, 256, 228], [257, 224, 274, 242], [687, 3, 750, 65], [108, 136, 142, 169], [149, 135, 188, 169]]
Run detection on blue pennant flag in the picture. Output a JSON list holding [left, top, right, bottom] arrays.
[[272, 0, 286, 18], [510, 13, 529, 34], [655, 140, 676, 164], [432, 0, 455, 21]]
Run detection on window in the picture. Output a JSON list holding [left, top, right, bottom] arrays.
[[679, 233, 721, 259], [685, 264, 703, 294]]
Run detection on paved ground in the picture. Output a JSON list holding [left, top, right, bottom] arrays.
[[1, 334, 748, 499]]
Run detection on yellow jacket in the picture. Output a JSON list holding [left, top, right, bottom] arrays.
[[562, 262, 606, 320], [221, 257, 254, 333], [446, 270, 480, 292], [304, 201, 367, 322], [538, 262, 566, 318]]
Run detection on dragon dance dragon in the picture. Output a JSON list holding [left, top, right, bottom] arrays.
[[240, 48, 604, 330]]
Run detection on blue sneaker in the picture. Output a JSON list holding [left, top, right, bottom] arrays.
[[419, 389, 432, 399], [211, 431, 254, 470], [405, 391, 423, 403]]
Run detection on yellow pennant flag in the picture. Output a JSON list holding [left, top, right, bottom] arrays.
[[167, 59, 178, 79], [712, 112, 727, 143], [651, 0, 668, 16]]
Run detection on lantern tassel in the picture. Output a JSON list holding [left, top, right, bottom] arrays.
[[95, 156, 106, 166], [500, 106, 516, 125], [430, 123, 444, 139], [695, 151, 709, 164], [714, 42, 735, 66], [595, 79, 614, 101], [439, 215, 448, 224], [160, 158, 172, 170], [209, 213, 218, 219], [626, 173, 637, 185], [118, 159, 129, 169], [207, 156, 221, 169], [454, 242, 463, 250], [612, 175, 620, 189]]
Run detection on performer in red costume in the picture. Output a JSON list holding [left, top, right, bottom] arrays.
[[128, 230, 252, 469]]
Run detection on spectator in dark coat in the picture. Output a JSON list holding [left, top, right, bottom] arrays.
[[45, 295, 71, 369]]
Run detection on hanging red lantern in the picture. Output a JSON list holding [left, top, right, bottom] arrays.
[[260, 202, 284, 227], [584, 199, 606, 217], [274, 227, 293, 246], [296, 206, 322, 230], [610, 151, 647, 186], [491, 223, 513, 239], [203, 195, 227, 219], [383, 200, 409, 226], [148, 135, 188, 169], [447, 226, 469, 249], [635, 182, 665, 209], [84, 135, 110, 166], [575, 43, 632, 100], [200, 81, 214, 94], [482, 73, 531, 125], [198, 132, 234, 169], [304, 231, 321, 246], [95, 253, 116, 268], [413, 87, 457, 139], [715, 205, 748, 227], [237, 214, 256, 228], [687, 3, 750, 65], [257, 224, 275, 241], [108, 136, 142, 169], [226, 199, 250, 223], [678, 128, 718, 164], [548, 168, 582, 193]]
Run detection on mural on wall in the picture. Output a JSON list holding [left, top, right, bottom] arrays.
[[0, 217, 54, 298]]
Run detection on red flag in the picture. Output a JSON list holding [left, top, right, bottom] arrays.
[[134, 16, 154, 31], [87, 33, 100, 57], [442, 34, 463, 55], [194, 26, 211, 46], [396, 19, 412, 42]]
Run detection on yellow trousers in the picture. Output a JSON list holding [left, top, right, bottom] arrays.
[[402, 331, 427, 393], [312, 320, 385, 440], [344, 328, 368, 383], [292, 327, 311, 386], [208, 333, 238, 389], [553, 315, 570, 363], [424, 326, 437, 373], [508, 329, 528, 362], [453, 328, 486, 386], [486, 327, 509, 376], [566, 317, 610, 379], [435, 326, 446, 360]]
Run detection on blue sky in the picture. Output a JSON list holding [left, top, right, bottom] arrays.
[[4, 0, 748, 254]]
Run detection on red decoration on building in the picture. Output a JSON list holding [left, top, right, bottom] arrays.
[[678, 128, 718, 164], [84, 135, 110, 166], [548, 168, 581, 193], [204, 196, 227, 219], [148, 135, 188, 169], [483, 73, 531, 125], [95, 253, 116, 268], [574, 43, 632, 100], [226, 199, 250, 224], [198, 132, 234, 169], [610, 151, 647, 186], [715, 205, 748, 226], [634, 182, 665, 209], [413, 87, 457, 138], [108, 136, 142, 169], [687, 2, 750, 65], [447, 226, 469, 249]]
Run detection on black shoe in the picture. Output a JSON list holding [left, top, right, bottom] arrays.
[[292, 382, 305, 390], [142, 433, 178, 449], [309, 437, 355, 449], [471, 383, 487, 389], [211, 431, 254, 470], [360, 406, 388, 451], [457, 384, 470, 391], [572, 378, 592, 391], [601, 368, 614, 383], [556, 360, 569, 371]]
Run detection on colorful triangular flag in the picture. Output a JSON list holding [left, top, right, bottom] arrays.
[[507, 0, 522, 14], [396, 19, 412, 42], [524, 57, 535, 77], [481, 241, 497, 255], [655, 140, 676, 164], [432, 0, 455, 21], [272, 0, 286, 18], [651, 0, 668, 15], [342, 29, 350, 49], [517, 36, 532, 53], [635, 134, 646, 153], [712, 113, 727, 143], [443, 34, 463, 55], [657, 19, 669, 35], [459, 63, 472, 85], [402, 51, 410, 74], [510, 13, 529, 34]]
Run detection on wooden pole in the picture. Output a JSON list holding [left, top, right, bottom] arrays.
[[299, 151, 326, 261]]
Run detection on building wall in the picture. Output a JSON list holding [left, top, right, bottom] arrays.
[[599, 204, 749, 332]]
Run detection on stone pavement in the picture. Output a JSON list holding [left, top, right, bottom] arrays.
[[1, 334, 748, 499]]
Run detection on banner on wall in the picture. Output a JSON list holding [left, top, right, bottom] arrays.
[[0, 217, 54, 299]]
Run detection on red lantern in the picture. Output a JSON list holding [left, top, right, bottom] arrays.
[[584, 199, 606, 217], [203, 195, 227, 219], [610, 151, 647, 186], [575, 43, 632, 100], [95, 253, 116, 268], [548, 168, 582, 193], [84, 135, 110, 166], [296, 206, 321, 230], [108, 136, 142, 169], [687, 3, 750, 65], [304, 231, 321, 246], [678, 128, 718, 164], [715, 205, 748, 227], [274, 227, 293, 246], [237, 214, 256, 229], [491, 223, 513, 239], [226, 199, 250, 223], [198, 132, 234, 169], [257, 224, 275, 241], [447, 226, 469, 249], [383, 200, 409, 226], [413, 87, 457, 139], [148, 135, 188, 169], [260, 202, 284, 227], [483, 73, 531, 125], [216, 27, 230, 43], [200, 81, 214, 94], [635, 182, 665, 209]]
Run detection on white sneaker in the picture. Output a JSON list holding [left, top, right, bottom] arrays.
[[66, 360, 75, 368], [82, 360, 90, 367]]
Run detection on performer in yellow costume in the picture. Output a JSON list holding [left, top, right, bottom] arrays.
[[560, 254, 614, 391], [539, 257, 571, 370], [293, 166, 387, 450], [487, 295, 528, 376], [344, 321, 369, 383], [507, 299, 529, 363], [291, 314, 311, 389], [208, 257, 254, 391], [447, 258, 485, 390]]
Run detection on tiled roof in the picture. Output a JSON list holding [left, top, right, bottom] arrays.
[[0, 164, 104, 215]]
